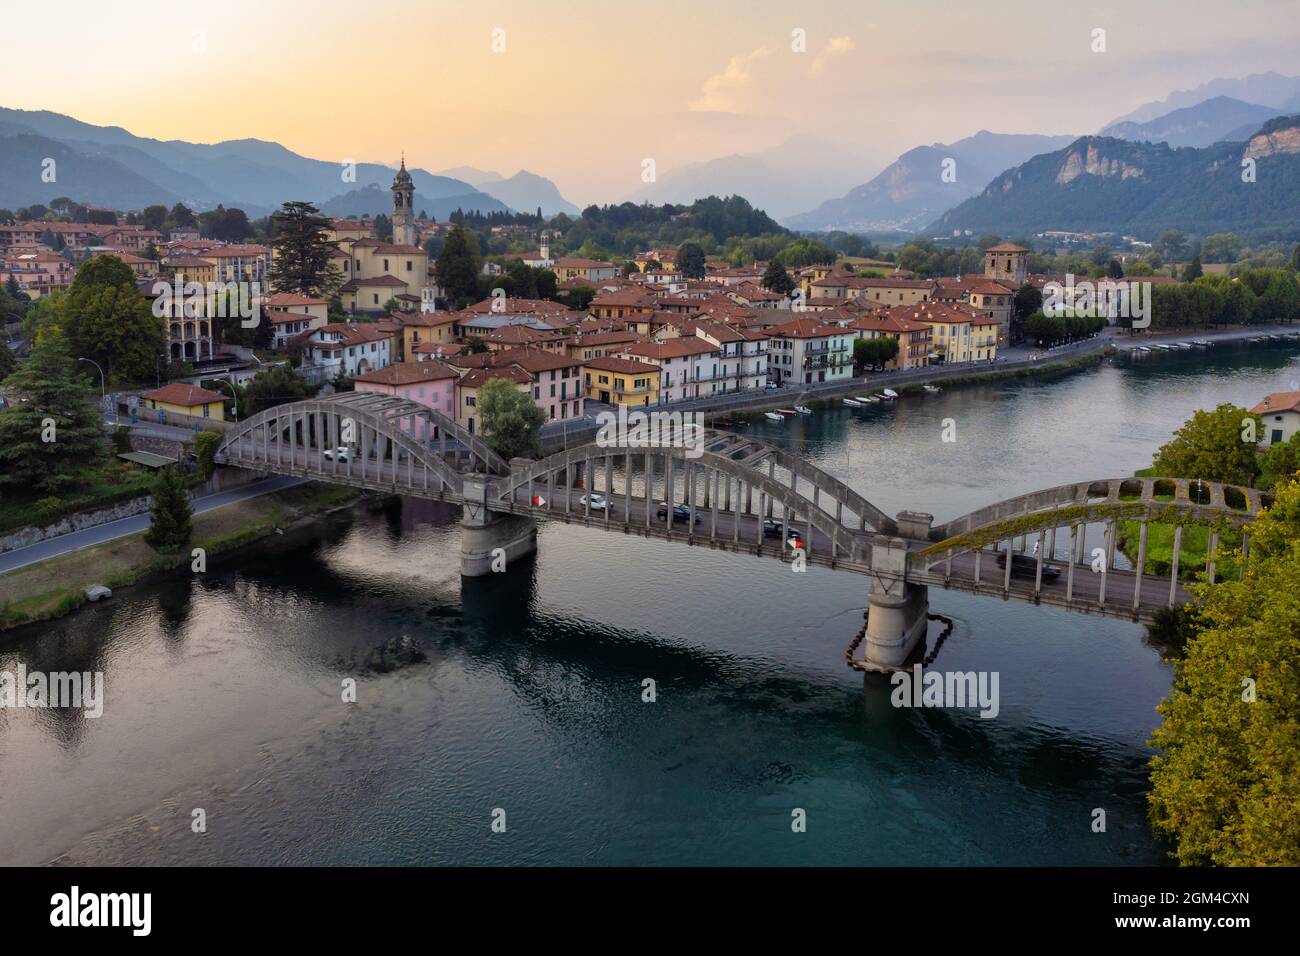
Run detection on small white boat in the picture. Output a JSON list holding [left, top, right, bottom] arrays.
[[794, 405, 812, 415], [881, 388, 899, 400], [764, 411, 785, 421], [1136, 346, 1152, 353], [923, 384, 942, 394], [842, 398, 863, 407]]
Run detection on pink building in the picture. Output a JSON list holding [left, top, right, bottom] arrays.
[[353, 361, 459, 440]]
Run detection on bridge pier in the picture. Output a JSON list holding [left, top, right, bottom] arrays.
[[459, 475, 536, 576], [862, 514, 932, 670]]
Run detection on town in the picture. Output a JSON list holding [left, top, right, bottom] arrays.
[[1, 0, 1299, 901]]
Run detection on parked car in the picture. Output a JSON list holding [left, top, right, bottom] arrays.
[[579, 493, 608, 511], [996, 551, 1061, 581], [323, 446, 352, 462], [656, 502, 702, 524], [763, 519, 805, 549]]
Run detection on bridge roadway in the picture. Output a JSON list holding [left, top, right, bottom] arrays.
[[219, 430, 1189, 622]]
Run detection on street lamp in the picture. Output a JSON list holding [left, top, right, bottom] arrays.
[[77, 357, 106, 417], [215, 376, 240, 423]]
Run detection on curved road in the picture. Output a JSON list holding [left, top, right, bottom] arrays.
[[0, 476, 304, 575]]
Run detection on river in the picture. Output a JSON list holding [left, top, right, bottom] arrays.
[[2, 342, 1297, 866]]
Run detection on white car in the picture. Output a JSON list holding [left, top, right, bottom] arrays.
[[323, 446, 352, 462], [579, 493, 608, 511]]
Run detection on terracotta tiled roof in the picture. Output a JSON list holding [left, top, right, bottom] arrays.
[[140, 383, 226, 406], [355, 360, 458, 385]]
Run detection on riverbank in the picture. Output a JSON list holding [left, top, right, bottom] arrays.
[[0, 482, 361, 632]]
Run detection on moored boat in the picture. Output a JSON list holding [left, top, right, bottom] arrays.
[[881, 388, 899, 399], [764, 411, 785, 421], [794, 405, 812, 414]]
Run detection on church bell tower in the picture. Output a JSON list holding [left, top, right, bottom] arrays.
[[391, 156, 415, 247]]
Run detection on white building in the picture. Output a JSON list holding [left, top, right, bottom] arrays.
[[1252, 391, 1300, 446], [764, 317, 853, 387], [299, 323, 394, 379]]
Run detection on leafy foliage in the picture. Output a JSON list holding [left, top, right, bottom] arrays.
[[1152, 404, 1261, 487], [62, 255, 165, 384], [478, 376, 544, 460], [0, 330, 104, 494], [268, 201, 341, 297], [143, 465, 192, 554], [1148, 476, 1300, 865]]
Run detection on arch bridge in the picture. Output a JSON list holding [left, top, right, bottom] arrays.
[[215, 395, 1272, 669]]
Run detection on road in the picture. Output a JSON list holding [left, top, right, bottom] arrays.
[[0, 475, 305, 575]]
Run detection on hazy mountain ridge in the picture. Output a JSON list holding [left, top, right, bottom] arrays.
[[785, 131, 1075, 232], [1103, 72, 1300, 126], [0, 107, 507, 216], [1100, 96, 1284, 148], [929, 115, 1300, 237]]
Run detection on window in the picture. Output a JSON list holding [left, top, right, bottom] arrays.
[[383, 259, 390, 271]]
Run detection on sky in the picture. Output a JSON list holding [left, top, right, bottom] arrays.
[[4, 0, 1300, 206]]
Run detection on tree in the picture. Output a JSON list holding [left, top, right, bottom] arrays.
[[1152, 404, 1261, 486], [373, 213, 393, 243], [761, 260, 795, 295], [478, 375, 544, 459], [1148, 475, 1300, 865], [168, 203, 197, 229], [1107, 258, 1124, 279], [192, 431, 223, 481], [1013, 283, 1043, 319], [0, 338, 16, 380], [676, 242, 706, 279], [62, 254, 165, 384], [141, 205, 168, 232], [243, 364, 311, 415], [268, 201, 341, 297], [1154, 229, 1189, 264], [143, 466, 192, 554], [435, 225, 483, 307], [853, 336, 898, 370], [1257, 432, 1300, 491], [1182, 256, 1203, 281], [1291, 243, 1300, 274], [0, 330, 104, 494], [1202, 233, 1242, 264]]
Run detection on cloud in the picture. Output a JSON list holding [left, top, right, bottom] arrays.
[[688, 47, 770, 112], [810, 36, 856, 75]]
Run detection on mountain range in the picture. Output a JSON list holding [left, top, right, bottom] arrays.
[[0, 108, 562, 218], [625, 137, 871, 221], [1102, 72, 1300, 127], [435, 167, 580, 217], [783, 131, 1076, 232], [929, 114, 1300, 238], [1100, 96, 1286, 148]]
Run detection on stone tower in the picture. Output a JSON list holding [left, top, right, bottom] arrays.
[[984, 242, 1028, 285], [391, 156, 415, 247]]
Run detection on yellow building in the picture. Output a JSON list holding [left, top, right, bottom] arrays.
[[161, 254, 218, 286], [139, 383, 227, 422], [901, 302, 999, 364], [583, 356, 661, 406], [400, 311, 459, 359], [454, 366, 533, 435]]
